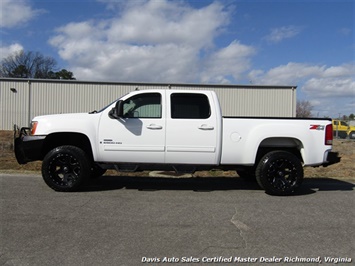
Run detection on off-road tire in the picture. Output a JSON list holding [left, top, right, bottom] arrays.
[[256, 151, 303, 196], [42, 145, 91, 192]]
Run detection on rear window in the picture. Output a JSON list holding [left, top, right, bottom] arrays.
[[171, 93, 211, 119]]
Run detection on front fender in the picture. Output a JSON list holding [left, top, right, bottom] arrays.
[[33, 113, 101, 160]]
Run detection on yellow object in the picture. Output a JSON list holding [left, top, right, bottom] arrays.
[[332, 120, 355, 139]]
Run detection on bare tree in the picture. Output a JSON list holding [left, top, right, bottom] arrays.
[[296, 100, 313, 118], [1, 50, 58, 79]]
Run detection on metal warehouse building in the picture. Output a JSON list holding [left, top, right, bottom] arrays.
[[0, 78, 296, 130]]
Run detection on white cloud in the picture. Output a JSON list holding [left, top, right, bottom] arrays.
[[49, 0, 255, 83], [323, 64, 354, 78], [303, 76, 355, 98], [107, 1, 224, 48], [303, 63, 354, 99], [201, 41, 256, 83], [249, 62, 354, 97], [265, 26, 302, 43], [0, 0, 42, 28], [248, 62, 355, 117], [248, 62, 324, 85], [0, 43, 24, 59]]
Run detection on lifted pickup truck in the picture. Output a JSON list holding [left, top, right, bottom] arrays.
[[14, 89, 340, 195]]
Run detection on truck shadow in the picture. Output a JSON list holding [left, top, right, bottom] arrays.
[[82, 176, 354, 195], [298, 178, 355, 194]]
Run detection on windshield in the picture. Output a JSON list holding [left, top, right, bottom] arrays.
[[89, 92, 130, 114], [96, 99, 117, 113], [341, 121, 349, 126]]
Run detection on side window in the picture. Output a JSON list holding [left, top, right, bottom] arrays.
[[123, 93, 161, 118], [171, 93, 211, 119]]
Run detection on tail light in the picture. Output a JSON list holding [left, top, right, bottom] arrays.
[[325, 124, 333, 145]]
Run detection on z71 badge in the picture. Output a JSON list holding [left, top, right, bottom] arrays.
[[310, 125, 325, 130]]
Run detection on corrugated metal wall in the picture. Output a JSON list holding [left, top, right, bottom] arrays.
[[0, 78, 296, 130], [1, 80, 30, 130]]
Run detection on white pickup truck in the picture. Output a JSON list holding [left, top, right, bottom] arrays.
[[15, 89, 340, 195]]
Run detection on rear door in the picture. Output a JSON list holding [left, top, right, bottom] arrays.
[[165, 91, 218, 165]]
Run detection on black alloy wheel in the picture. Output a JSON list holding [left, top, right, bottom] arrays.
[[256, 151, 303, 196], [42, 146, 90, 192]]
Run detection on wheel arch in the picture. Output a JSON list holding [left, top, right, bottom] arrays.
[[41, 132, 94, 161], [255, 137, 304, 165]]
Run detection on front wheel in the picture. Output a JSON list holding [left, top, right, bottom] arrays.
[[256, 151, 303, 196], [42, 146, 91, 192]]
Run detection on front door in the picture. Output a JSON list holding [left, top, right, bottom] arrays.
[[98, 92, 166, 163]]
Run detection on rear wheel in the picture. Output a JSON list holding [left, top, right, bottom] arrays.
[[349, 131, 355, 140], [256, 151, 303, 196], [42, 145, 91, 192]]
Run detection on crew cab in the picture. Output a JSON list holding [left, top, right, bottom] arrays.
[[14, 89, 340, 195]]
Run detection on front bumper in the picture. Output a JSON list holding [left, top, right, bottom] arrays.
[[322, 151, 341, 167], [14, 126, 46, 164]]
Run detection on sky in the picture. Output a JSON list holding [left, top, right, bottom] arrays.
[[0, 0, 354, 118]]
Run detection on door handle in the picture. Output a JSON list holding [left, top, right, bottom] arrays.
[[147, 124, 163, 130], [198, 124, 214, 130]]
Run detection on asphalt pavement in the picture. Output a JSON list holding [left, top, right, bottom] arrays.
[[0, 174, 354, 266]]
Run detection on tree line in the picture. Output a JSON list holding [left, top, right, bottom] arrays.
[[0, 50, 75, 80], [297, 100, 354, 120]]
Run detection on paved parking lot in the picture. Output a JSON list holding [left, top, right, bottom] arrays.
[[1, 174, 354, 265]]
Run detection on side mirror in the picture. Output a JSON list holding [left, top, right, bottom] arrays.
[[109, 100, 124, 119]]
